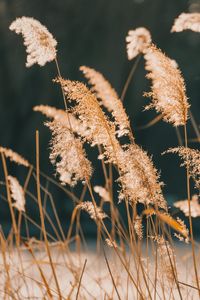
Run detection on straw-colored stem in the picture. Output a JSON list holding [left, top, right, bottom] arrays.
[[183, 124, 200, 297], [121, 55, 141, 102], [35, 130, 62, 299]]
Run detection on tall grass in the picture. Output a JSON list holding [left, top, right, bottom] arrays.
[[0, 13, 200, 299]]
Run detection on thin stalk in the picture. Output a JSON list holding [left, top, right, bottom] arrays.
[[75, 259, 87, 300], [103, 246, 122, 300], [189, 110, 200, 141], [17, 165, 33, 245], [1, 153, 18, 240], [183, 124, 200, 297], [35, 131, 62, 299], [121, 55, 141, 102]]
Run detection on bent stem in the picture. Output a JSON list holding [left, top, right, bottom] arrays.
[[35, 130, 62, 299], [1, 153, 18, 241], [183, 124, 200, 297]]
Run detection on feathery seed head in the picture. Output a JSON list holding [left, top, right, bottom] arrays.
[[117, 144, 166, 209], [126, 27, 151, 60], [0, 146, 29, 167], [56, 78, 120, 164], [134, 216, 143, 240], [56, 78, 165, 208], [94, 186, 111, 202], [10, 17, 57, 67], [165, 147, 200, 191], [174, 195, 200, 218], [105, 238, 118, 248], [77, 201, 107, 221], [80, 66, 133, 139], [8, 176, 25, 212], [155, 236, 176, 283], [46, 120, 92, 186], [171, 13, 200, 33], [34, 105, 90, 139], [144, 44, 189, 126]]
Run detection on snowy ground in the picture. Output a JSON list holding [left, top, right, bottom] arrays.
[[0, 242, 198, 299]]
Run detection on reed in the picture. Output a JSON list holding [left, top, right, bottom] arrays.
[[0, 13, 200, 299]]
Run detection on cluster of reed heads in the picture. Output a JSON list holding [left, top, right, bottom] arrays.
[[1, 12, 200, 299]]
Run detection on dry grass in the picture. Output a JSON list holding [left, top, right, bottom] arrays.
[[1, 13, 200, 299]]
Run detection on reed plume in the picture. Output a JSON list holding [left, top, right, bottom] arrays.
[[126, 27, 151, 60], [56, 78, 166, 208], [8, 176, 25, 212], [134, 215, 143, 240], [165, 147, 200, 191], [10, 17, 57, 67], [155, 236, 176, 284], [174, 195, 200, 218], [0, 146, 29, 167], [46, 120, 92, 186], [144, 44, 189, 126], [34, 105, 90, 139], [80, 66, 133, 139], [171, 13, 200, 33], [105, 238, 118, 248], [56, 78, 120, 164], [117, 144, 166, 209], [77, 201, 107, 221], [94, 186, 111, 202]]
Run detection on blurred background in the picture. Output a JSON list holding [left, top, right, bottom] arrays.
[[0, 0, 200, 238]]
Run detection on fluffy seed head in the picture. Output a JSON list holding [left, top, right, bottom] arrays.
[[10, 17, 57, 67], [117, 144, 166, 209], [126, 27, 151, 60], [34, 105, 90, 139], [56, 78, 120, 164], [171, 13, 200, 33], [155, 236, 176, 283], [105, 238, 118, 248], [46, 120, 92, 186], [80, 66, 133, 139], [134, 216, 143, 240], [8, 176, 25, 212], [56, 78, 165, 208], [174, 195, 200, 218], [0, 146, 29, 167], [144, 44, 189, 126], [94, 186, 111, 202], [165, 147, 200, 191], [77, 201, 107, 221]]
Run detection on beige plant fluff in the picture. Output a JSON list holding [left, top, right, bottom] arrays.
[[117, 144, 166, 209], [134, 216, 143, 240], [126, 27, 151, 60], [46, 120, 92, 186], [171, 13, 200, 33], [56, 78, 120, 164], [8, 176, 25, 212], [94, 186, 111, 202], [10, 17, 57, 67], [156, 236, 176, 284], [77, 201, 107, 221], [165, 147, 200, 190], [174, 195, 200, 218], [144, 45, 190, 126], [80, 66, 133, 140], [34, 105, 90, 139], [57, 78, 166, 209], [0, 146, 29, 167]]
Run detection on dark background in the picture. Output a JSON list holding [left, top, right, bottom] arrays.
[[0, 0, 200, 237]]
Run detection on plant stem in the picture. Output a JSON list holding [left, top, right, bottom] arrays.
[[183, 124, 200, 297], [35, 130, 62, 299], [121, 55, 141, 102]]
